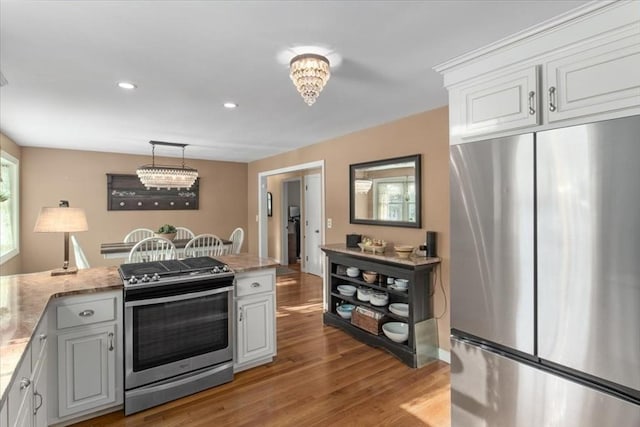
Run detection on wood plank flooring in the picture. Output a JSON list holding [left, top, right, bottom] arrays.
[[75, 267, 451, 427]]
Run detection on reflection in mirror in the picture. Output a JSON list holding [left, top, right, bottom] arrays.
[[350, 154, 421, 228]]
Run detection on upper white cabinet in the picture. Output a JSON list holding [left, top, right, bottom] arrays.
[[545, 27, 640, 122], [436, 1, 640, 144], [455, 66, 540, 136]]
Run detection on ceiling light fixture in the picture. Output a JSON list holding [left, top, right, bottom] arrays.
[[355, 179, 373, 194], [136, 141, 198, 190], [223, 102, 238, 109], [117, 81, 137, 90], [289, 53, 331, 106]]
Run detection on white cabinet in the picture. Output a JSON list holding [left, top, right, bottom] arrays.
[[234, 269, 276, 372], [6, 316, 48, 427], [456, 66, 540, 136], [438, 1, 640, 143], [545, 28, 640, 123], [50, 291, 122, 424], [0, 400, 7, 427], [57, 325, 117, 417]]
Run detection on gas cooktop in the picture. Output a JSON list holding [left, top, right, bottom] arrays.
[[119, 256, 233, 287]]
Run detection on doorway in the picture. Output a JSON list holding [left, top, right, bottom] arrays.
[[258, 160, 325, 274], [281, 178, 302, 266]]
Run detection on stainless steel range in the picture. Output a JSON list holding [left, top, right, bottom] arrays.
[[120, 256, 235, 415]]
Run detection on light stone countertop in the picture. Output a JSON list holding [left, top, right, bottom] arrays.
[[320, 243, 441, 268], [0, 254, 278, 406]]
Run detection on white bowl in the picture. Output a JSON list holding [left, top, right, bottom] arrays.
[[346, 267, 360, 278], [370, 292, 389, 307], [394, 279, 409, 289], [389, 303, 409, 317], [336, 304, 355, 319], [357, 287, 373, 301], [337, 284, 357, 296], [382, 322, 409, 343]]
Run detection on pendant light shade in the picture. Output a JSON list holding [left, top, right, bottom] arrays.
[[136, 141, 198, 190]]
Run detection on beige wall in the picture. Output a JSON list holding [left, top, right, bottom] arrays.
[[19, 147, 248, 273], [0, 133, 22, 275], [248, 106, 451, 350]]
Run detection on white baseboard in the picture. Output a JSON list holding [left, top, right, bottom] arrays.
[[438, 348, 451, 364]]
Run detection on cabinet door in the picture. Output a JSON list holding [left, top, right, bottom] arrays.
[[545, 29, 640, 122], [0, 399, 7, 427], [57, 325, 116, 417], [236, 294, 274, 366], [32, 350, 47, 427], [456, 66, 539, 138]]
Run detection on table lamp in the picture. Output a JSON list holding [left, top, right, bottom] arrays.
[[33, 200, 88, 276]]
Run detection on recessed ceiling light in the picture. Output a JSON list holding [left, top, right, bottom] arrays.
[[223, 102, 238, 109], [117, 81, 137, 90]]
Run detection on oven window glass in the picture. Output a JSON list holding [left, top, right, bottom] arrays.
[[132, 292, 228, 371]]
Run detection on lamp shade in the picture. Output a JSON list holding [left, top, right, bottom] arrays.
[[33, 207, 88, 233]]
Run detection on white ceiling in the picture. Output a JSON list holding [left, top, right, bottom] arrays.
[[0, 0, 588, 163]]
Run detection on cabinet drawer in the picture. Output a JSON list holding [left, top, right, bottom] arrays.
[[7, 351, 31, 423], [57, 296, 116, 329], [31, 315, 49, 371], [236, 271, 274, 297]]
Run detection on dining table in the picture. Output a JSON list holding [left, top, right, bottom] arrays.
[[100, 238, 233, 260]]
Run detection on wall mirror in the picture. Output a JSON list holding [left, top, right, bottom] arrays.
[[350, 154, 421, 228]]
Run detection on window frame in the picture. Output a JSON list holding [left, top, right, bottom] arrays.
[[1, 150, 20, 264]]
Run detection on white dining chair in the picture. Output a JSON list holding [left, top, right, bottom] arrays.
[[71, 235, 90, 269], [127, 236, 176, 263], [175, 226, 195, 241], [124, 228, 155, 243], [229, 227, 244, 254], [184, 234, 224, 258]]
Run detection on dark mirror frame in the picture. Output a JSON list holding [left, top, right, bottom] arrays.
[[349, 154, 422, 228]]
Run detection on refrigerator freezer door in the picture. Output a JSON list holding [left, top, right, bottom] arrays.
[[537, 116, 640, 394], [451, 337, 640, 427], [450, 135, 534, 355]]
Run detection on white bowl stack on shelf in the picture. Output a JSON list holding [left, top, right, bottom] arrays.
[[382, 322, 409, 343], [389, 303, 409, 317]]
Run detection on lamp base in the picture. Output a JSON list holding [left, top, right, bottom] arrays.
[[51, 267, 78, 276]]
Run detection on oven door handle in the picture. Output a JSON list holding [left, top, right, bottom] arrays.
[[125, 285, 233, 307]]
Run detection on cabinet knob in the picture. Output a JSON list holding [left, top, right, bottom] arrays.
[[78, 309, 95, 317], [39, 333, 47, 342], [251, 282, 261, 288], [20, 377, 31, 390], [548, 86, 557, 112]]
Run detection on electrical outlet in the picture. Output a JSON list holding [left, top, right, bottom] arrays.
[[327, 218, 332, 228]]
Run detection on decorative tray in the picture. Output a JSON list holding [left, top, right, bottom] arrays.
[[357, 242, 386, 254]]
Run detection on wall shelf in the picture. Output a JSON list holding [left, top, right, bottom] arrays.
[[106, 173, 199, 211]]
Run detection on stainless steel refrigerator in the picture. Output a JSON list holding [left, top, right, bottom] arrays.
[[449, 115, 640, 426]]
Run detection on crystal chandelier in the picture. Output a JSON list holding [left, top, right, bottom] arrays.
[[136, 141, 198, 190], [289, 53, 331, 106], [355, 179, 373, 194]]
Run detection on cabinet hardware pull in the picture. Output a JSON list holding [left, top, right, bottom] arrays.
[[20, 377, 31, 390], [79, 309, 95, 317], [528, 91, 536, 115], [33, 391, 43, 414], [239, 307, 243, 322], [39, 333, 47, 342], [548, 86, 557, 112], [251, 282, 261, 288], [108, 332, 114, 351]]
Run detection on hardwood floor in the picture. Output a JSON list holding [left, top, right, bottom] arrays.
[[75, 269, 451, 427]]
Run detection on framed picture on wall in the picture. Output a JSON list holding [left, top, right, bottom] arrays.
[[267, 192, 273, 217]]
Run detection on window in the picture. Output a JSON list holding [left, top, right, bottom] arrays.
[[373, 177, 415, 222], [1, 151, 19, 264]]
